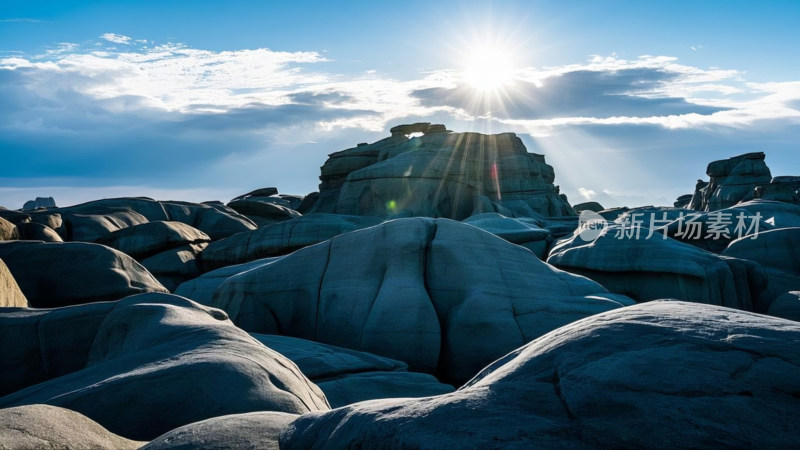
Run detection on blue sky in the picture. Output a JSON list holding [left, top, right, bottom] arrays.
[[1, 0, 798, 209]]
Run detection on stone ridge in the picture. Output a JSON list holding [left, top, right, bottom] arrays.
[[309, 124, 575, 219]]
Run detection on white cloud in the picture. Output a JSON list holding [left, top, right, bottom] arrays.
[[578, 187, 596, 200], [100, 33, 133, 45]]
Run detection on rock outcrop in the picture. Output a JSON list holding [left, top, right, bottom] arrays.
[[282, 301, 800, 449], [0, 404, 142, 449], [308, 124, 575, 219], [33, 197, 255, 242], [689, 152, 772, 211], [21, 196, 56, 211], [199, 214, 382, 271], [143, 411, 296, 450], [254, 334, 454, 407], [547, 222, 766, 311], [194, 218, 630, 384], [0, 293, 329, 440], [722, 227, 800, 313], [0, 259, 27, 308], [0, 241, 168, 307]]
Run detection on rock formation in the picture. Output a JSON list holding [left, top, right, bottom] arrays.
[[199, 214, 382, 271], [253, 334, 454, 407], [0, 258, 27, 308], [282, 301, 800, 449], [722, 227, 800, 313], [0, 241, 168, 307], [0, 404, 142, 449], [21, 196, 56, 211], [142, 411, 296, 450], [191, 218, 631, 385], [689, 152, 772, 211], [308, 123, 575, 219], [547, 222, 766, 311], [0, 293, 329, 440]]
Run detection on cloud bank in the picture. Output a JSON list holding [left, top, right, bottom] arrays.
[[1, 36, 798, 208]]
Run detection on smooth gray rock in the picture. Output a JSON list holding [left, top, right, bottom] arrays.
[[0, 404, 142, 449], [253, 334, 454, 408], [722, 227, 800, 312], [0, 258, 26, 308], [48, 198, 255, 242], [16, 222, 63, 242], [310, 126, 575, 219], [0, 241, 168, 307], [140, 243, 209, 292], [281, 301, 800, 449], [96, 221, 210, 259], [0, 293, 329, 440], [175, 257, 285, 305], [767, 291, 800, 321], [0, 217, 18, 241], [547, 222, 766, 311], [199, 214, 382, 271], [143, 411, 296, 450], [227, 198, 302, 227], [206, 218, 629, 384], [462, 213, 552, 258]]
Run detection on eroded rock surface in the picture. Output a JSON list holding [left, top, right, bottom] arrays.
[[0, 293, 328, 440], [197, 218, 629, 384], [282, 301, 800, 449]]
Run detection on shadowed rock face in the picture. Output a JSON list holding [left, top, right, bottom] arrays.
[[547, 222, 766, 311], [143, 411, 297, 450], [309, 126, 575, 219], [281, 301, 800, 450], [0, 241, 168, 307], [722, 227, 800, 313], [252, 334, 454, 408], [0, 404, 143, 449], [193, 217, 630, 385], [199, 213, 382, 271], [0, 258, 27, 308], [0, 293, 329, 440], [32, 197, 255, 242], [690, 152, 772, 211]]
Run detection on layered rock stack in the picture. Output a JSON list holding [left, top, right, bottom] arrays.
[[689, 152, 772, 211], [308, 123, 575, 219]]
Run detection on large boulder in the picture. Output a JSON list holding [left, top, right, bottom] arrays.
[[143, 411, 296, 450], [199, 218, 630, 384], [0, 241, 167, 307], [0, 216, 18, 240], [282, 301, 800, 449], [140, 243, 209, 292], [45, 197, 255, 242], [254, 334, 454, 408], [547, 222, 766, 311], [722, 227, 800, 312], [15, 221, 63, 242], [0, 259, 27, 308], [309, 125, 575, 219], [462, 213, 552, 258], [199, 214, 382, 271], [227, 197, 302, 227], [768, 291, 800, 322], [175, 257, 285, 305], [0, 404, 142, 449], [96, 221, 210, 259], [0, 293, 329, 440], [689, 152, 772, 211]]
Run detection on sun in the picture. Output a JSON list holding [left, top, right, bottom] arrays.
[[462, 45, 516, 91]]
